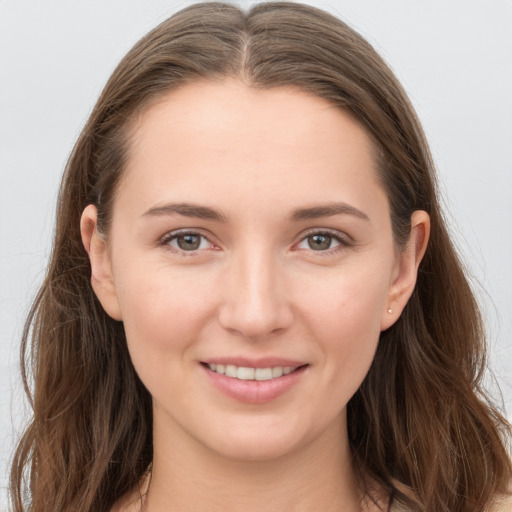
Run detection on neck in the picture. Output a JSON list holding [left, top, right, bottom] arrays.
[[143, 413, 365, 512]]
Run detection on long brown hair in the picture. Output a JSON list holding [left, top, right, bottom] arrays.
[[10, 2, 511, 511]]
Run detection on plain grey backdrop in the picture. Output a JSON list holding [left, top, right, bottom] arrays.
[[1, 0, 511, 508]]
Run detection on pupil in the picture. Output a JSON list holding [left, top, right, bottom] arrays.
[[308, 234, 331, 250], [178, 234, 200, 250]]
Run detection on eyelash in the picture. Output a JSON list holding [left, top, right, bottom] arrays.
[[159, 230, 216, 256], [159, 228, 352, 256], [295, 228, 352, 256]]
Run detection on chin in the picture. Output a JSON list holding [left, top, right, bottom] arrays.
[[210, 435, 302, 462], [198, 415, 326, 463]]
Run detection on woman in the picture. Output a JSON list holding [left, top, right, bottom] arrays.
[[10, 2, 511, 511]]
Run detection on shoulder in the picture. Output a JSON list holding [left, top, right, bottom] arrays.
[[488, 493, 512, 512], [389, 494, 512, 512], [488, 479, 512, 512], [110, 493, 144, 512], [110, 473, 150, 512]]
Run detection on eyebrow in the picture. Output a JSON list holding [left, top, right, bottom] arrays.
[[290, 202, 370, 222], [142, 201, 369, 223], [142, 202, 228, 222]]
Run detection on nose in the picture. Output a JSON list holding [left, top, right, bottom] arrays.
[[218, 246, 294, 339]]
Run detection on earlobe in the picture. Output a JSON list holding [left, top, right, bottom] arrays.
[[380, 210, 430, 331], [80, 205, 123, 321]]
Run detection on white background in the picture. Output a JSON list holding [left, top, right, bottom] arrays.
[[1, 0, 511, 508]]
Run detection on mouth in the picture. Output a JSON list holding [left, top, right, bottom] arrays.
[[202, 362, 307, 381], [200, 360, 309, 404]]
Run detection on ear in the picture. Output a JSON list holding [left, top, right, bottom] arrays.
[[80, 205, 123, 321], [380, 210, 430, 331]]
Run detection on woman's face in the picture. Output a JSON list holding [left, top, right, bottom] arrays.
[[84, 79, 423, 461]]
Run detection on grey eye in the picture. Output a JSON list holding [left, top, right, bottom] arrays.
[[163, 231, 215, 254], [176, 234, 202, 251], [307, 233, 333, 251]]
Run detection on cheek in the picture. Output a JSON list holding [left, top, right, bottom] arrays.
[[300, 260, 390, 337], [113, 263, 217, 375], [298, 264, 390, 393]]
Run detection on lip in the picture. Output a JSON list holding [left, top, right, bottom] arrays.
[[201, 357, 306, 368], [200, 359, 309, 405]]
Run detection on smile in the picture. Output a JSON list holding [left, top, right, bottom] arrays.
[[201, 360, 308, 404], [206, 363, 299, 381]]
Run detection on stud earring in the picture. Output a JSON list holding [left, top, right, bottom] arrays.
[[387, 308, 393, 314]]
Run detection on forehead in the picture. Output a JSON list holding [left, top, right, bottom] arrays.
[[127, 78, 375, 162], [116, 79, 387, 220]]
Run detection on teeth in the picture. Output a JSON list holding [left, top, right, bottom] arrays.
[[225, 365, 237, 378], [272, 367, 283, 378], [255, 368, 272, 381], [237, 367, 255, 380], [207, 363, 299, 381]]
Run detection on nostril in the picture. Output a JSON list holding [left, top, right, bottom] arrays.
[[218, 299, 294, 339]]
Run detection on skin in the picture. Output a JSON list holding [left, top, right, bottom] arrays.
[[81, 79, 429, 511]]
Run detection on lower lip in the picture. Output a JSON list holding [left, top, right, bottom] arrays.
[[201, 364, 308, 404]]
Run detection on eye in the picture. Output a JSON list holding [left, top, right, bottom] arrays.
[[161, 231, 214, 253], [295, 230, 349, 252], [304, 233, 338, 251]]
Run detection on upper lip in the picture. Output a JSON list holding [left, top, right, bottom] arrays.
[[200, 357, 307, 368]]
